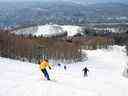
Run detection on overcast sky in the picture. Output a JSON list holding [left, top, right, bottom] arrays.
[[0, 0, 127, 4]]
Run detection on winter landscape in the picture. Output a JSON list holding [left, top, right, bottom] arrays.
[[1, 0, 128, 96], [0, 45, 128, 96]]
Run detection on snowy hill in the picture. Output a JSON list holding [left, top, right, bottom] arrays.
[[33, 24, 82, 37], [0, 45, 128, 96], [61, 25, 82, 36], [33, 24, 66, 37], [12, 24, 82, 37]]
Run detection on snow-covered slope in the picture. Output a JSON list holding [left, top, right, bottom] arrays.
[[61, 25, 82, 36], [33, 24, 66, 37], [12, 24, 82, 37], [0, 45, 128, 96], [33, 24, 82, 37]]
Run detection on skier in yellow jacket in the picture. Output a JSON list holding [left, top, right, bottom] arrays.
[[38, 59, 52, 80]]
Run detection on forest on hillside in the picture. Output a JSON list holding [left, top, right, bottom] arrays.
[[0, 29, 114, 63]]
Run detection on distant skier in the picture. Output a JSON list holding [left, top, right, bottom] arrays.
[[82, 67, 89, 77], [57, 63, 61, 67], [64, 65, 67, 70], [38, 59, 52, 80]]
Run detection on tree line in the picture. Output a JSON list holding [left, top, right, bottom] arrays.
[[0, 29, 116, 63], [0, 30, 85, 63]]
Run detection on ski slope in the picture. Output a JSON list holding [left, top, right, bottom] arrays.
[[0, 45, 128, 96], [61, 25, 82, 36], [33, 24, 82, 37]]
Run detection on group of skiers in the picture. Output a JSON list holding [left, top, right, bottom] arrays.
[[38, 59, 89, 80]]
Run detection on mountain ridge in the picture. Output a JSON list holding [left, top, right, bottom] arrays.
[[1, 2, 128, 27]]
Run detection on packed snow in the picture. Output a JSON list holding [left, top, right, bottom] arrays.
[[61, 25, 82, 36], [33, 24, 82, 37], [33, 24, 66, 37], [0, 45, 128, 96], [12, 24, 82, 37]]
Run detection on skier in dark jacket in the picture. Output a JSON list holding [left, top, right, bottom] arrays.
[[64, 65, 67, 70], [57, 63, 61, 67], [82, 67, 89, 77]]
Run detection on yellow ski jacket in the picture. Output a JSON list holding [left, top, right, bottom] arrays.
[[39, 60, 52, 70]]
